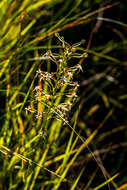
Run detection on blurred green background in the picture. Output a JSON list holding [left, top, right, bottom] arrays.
[[0, 0, 127, 189]]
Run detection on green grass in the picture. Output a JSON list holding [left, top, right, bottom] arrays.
[[0, 0, 127, 189]]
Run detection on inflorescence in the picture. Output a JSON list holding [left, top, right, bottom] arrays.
[[25, 33, 88, 136]]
